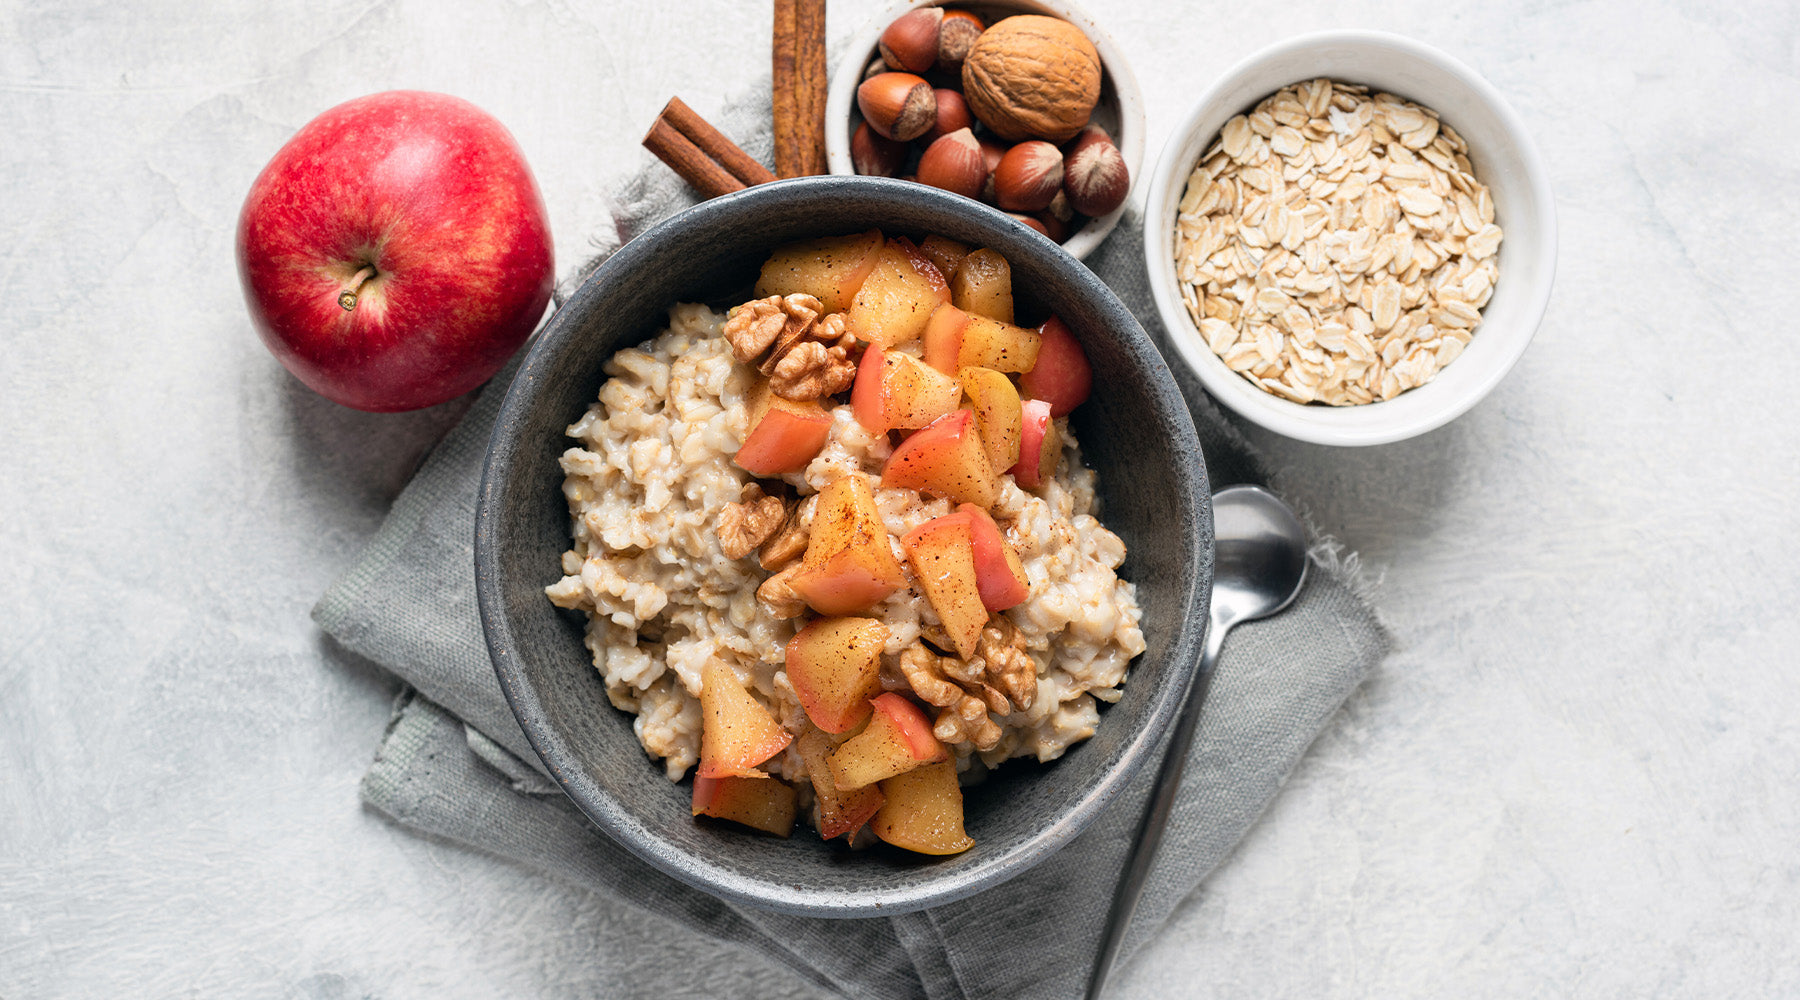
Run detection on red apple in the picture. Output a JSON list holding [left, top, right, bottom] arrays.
[[237, 91, 554, 412]]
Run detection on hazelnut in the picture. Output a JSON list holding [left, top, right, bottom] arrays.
[[851, 121, 908, 177], [993, 140, 1063, 212], [858, 72, 937, 142], [915, 128, 987, 200], [879, 7, 943, 74], [961, 15, 1101, 143], [921, 88, 974, 144], [1032, 209, 1070, 243], [1009, 213, 1053, 238], [976, 136, 1007, 204], [936, 10, 985, 72], [1062, 125, 1129, 217]]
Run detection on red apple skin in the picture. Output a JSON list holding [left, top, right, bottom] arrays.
[[1010, 399, 1060, 489], [959, 503, 1030, 610], [237, 91, 554, 412], [736, 402, 832, 476], [1019, 316, 1093, 417], [871, 693, 949, 763]]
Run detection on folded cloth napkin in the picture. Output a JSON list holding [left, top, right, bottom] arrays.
[[314, 84, 1388, 1000]]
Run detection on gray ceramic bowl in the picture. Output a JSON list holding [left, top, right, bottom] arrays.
[[476, 176, 1210, 917]]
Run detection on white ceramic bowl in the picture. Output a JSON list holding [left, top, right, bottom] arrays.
[[1143, 30, 1556, 446], [825, 0, 1145, 260]]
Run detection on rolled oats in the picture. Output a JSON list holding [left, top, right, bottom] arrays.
[[1173, 79, 1502, 406]]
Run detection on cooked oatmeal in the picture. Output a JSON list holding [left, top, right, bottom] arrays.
[[545, 304, 1144, 786]]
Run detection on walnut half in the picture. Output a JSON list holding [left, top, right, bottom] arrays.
[[718, 483, 787, 560], [898, 642, 1003, 751], [722, 295, 856, 401]]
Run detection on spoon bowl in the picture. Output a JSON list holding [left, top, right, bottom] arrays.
[[1208, 485, 1310, 650], [1085, 484, 1309, 998]]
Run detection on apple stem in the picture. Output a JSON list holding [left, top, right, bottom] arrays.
[[338, 265, 377, 311]]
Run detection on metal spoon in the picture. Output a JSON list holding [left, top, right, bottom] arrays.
[[1084, 484, 1309, 1000]]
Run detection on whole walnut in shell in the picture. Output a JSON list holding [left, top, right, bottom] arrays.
[[960, 15, 1101, 143]]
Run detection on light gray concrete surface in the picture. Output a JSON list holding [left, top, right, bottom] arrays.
[[3, 0, 1796, 996]]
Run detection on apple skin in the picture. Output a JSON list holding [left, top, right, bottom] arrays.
[[237, 91, 554, 412]]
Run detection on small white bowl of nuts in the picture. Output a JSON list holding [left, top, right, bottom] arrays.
[[826, 0, 1146, 260], [1144, 30, 1556, 446]]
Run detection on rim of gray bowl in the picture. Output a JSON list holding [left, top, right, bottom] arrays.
[[475, 176, 1210, 917]]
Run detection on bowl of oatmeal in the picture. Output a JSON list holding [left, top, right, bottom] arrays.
[[477, 176, 1209, 916], [1142, 30, 1557, 446]]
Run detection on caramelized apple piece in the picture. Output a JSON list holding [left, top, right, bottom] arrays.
[[918, 235, 972, 281], [922, 303, 971, 374], [872, 760, 974, 855], [789, 474, 906, 615], [850, 344, 963, 434], [901, 512, 987, 659], [826, 692, 947, 790], [846, 237, 952, 347], [786, 616, 889, 733], [957, 365, 1023, 472], [949, 247, 1013, 324], [959, 503, 1029, 611], [920, 304, 1040, 374], [692, 774, 797, 837], [958, 314, 1041, 373], [795, 724, 885, 839], [754, 228, 884, 314], [1018, 315, 1092, 416], [697, 660, 793, 779], [1008, 399, 1061, 490], [880, 409, 998, 508], [735, 379, 831, 476]]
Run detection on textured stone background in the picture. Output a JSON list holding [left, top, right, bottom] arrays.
[[3, 0, 1797, 996]]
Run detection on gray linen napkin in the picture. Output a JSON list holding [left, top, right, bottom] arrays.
[[314, 86, 1388, 1000]]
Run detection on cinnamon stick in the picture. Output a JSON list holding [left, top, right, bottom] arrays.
[[772, 0, 828, 178], [643, 118, 744, 201], [661, 97, 775, 187], [643, 97, 776, 200]]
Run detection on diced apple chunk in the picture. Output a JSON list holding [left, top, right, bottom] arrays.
[[698, 660, 793, 779], [920, 304, 1041, 374], [786, 616, 888, 733], [846, 237, 951, 347], [880, 409, 998, 508], [958, 365, 1023, 472], [754, 228, 884, 314], [960, 503, 1029, 611], [692, 774, 797, 837], [872, 760, 974, 855], [922, 303, 971, 374], [918, 235, 971, 281], [789, 474, 906, 615], [959, 315, 1041, 373], [1009, 399, 1061, 490], [795, 724, 885, 839], [901, 512, 988, 659], [826, 693, 947, 790], [1018, 315, 1093, 416], [735, 379, 831, 476], [851, 344, 963, 435], [949, 248, 1014, 324]]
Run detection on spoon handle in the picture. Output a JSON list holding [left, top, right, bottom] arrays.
[[1084, 614, 1231, 1000]]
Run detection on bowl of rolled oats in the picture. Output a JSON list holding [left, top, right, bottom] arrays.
[[1143, 30, 1556, 446]]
